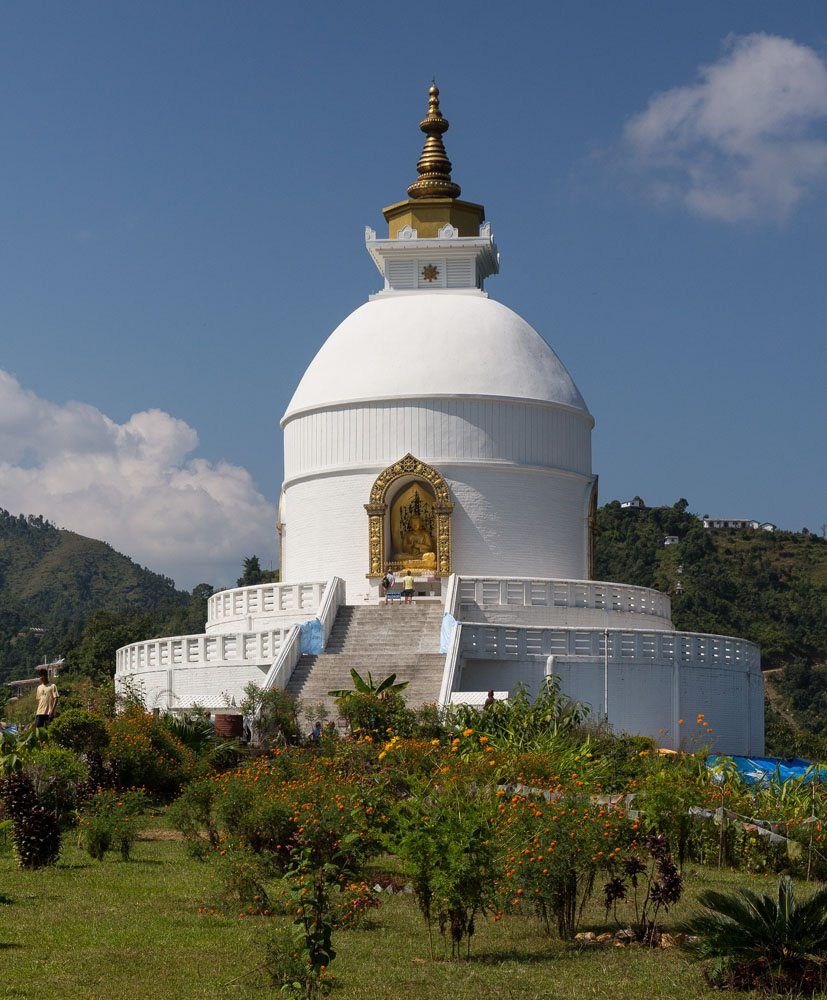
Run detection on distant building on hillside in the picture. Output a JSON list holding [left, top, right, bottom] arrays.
[[702, 516, 776, 532], [663, 535, 680, 546], [620, 496, 646, 509]]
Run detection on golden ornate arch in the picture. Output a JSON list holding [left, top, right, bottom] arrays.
[[365, 454, 454, 577]]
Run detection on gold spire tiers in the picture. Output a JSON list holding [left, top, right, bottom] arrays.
[[407, 84, 461, 199], [382, 83, 485, 238]]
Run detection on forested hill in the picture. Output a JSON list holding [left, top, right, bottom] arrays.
[[594, 500, 827, 669], [0, 510, 190, 682]]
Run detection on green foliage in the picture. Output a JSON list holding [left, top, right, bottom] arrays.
[[394, 772, 499, 958], [49, 708, 110, 753], [636, 753, 706, 866], [682, 876, 827, 992], [0, 508, 189, 684], [214, 844, 272, 910], [500, 781, 629, 940], [0, 770, 61, 869], [167, 778, 219, 858], [24, 744, 88, 823], [240, 683, 300, 745], [237, 555, 279, 587], [78, 789, 146, 861], [328, 667, 410, 700], [160, 712, 244, 770], [448, 679, 588, 751], [107, 709, 198, 798], [333, 690, 412, 741]]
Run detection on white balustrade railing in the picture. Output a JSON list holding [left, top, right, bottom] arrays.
[[457, 577, 671, 622], [116, 627, 291, 674], [458, 624, 760, 670], [206, 581, 325, 628]]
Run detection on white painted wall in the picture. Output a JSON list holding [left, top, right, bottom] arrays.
[[282, 465, 593, 601]]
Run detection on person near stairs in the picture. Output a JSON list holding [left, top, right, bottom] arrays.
[[402, 570, 415, 605], [381, 567, 395, 604]]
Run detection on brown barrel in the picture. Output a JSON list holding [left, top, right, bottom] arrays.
[[213, 713, 243, 739]]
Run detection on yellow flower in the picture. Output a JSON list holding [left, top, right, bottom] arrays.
[[463, 728, 474, 737]]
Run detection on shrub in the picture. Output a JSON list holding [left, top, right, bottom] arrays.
[[448, 679, 588, 751], [240, 683, 300, 745], [79, 789, 146, 861], [394, 770, 499, 958], [215, 844, 272, 912], [500, 781, 628, 940], [334, 690, 410, 741], [681, 876, 827, 994], [107, 709, 198, 798], [604, 832, 683, 943], [168, 778, 219, 858], [0, 772, 61, 869], [49, 708, 110, 754], [24, 745, 88, 824]]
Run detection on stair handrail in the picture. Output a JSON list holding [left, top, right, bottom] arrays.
[[318, 576, 346, 646], [262, 624, 302, 693], [443, 573, 461, 619], [261, 576, 346, 695], [437, 620, 463, 708]]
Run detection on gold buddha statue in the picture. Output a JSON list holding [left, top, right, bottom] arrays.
[[395, 515, 437, 568]]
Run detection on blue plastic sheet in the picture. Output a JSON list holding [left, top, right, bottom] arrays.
[[440, 613, 458, 654], [707, 755, 827, 785], [299, 618, 324, 655]]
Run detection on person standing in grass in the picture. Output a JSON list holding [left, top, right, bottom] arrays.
[[34, 669, 58, 728], [402, 570, 415, 605]]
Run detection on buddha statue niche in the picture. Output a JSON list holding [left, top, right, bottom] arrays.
[[395, 515, 437, 569]]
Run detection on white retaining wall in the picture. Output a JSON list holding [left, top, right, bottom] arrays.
[[452, 624, 763, 756]]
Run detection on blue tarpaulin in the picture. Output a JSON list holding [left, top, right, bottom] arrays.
[[440, 613, 458, 654], [707, 755, 827, 785], [299, 618, 324, 655]]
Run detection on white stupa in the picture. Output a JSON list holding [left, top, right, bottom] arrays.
[[116, 87, 764, 755]]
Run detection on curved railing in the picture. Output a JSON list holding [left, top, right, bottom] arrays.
[[116, 628, 291, 674], [457, 623, 759, 670], [456, 576, 671, 622], [206, 581, 325, 631]]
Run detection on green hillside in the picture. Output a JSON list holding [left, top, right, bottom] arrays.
[[0, 510, 190, 683]]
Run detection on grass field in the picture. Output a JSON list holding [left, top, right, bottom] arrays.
[[1, 821, 806, 1000]]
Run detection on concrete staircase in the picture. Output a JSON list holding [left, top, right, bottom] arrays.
[[285, 602, 445, 714]]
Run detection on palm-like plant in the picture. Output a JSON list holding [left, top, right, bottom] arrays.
[[328, 668, 409, 701], [683, 876, 827, 983]]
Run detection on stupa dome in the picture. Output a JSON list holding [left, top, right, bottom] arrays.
[[282, 293, 591, 424]]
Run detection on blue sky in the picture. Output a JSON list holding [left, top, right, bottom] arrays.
[[1, 1, 826, 587]]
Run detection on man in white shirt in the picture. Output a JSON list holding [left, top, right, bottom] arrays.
[[35, 669, 58, 728]]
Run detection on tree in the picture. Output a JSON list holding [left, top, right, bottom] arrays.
[[237, 556, 279, 587]]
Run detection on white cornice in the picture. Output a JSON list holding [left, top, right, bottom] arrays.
[[280, 392, 596, 428]]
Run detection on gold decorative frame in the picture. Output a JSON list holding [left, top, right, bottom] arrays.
[[365, 454, 453, 577]]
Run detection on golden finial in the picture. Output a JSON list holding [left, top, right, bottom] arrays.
[[407, 82, 461, 200]]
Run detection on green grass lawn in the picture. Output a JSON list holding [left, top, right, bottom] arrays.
[[0, 828, 814, 999]]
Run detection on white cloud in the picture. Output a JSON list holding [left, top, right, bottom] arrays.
[[0, 370, 276, 589], [624, 34, 827, 221]]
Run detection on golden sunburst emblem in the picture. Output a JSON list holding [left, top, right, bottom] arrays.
[[421, 264, 439, 282]]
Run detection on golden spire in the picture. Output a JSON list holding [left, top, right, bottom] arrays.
[[407, 83, 461, 200]]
